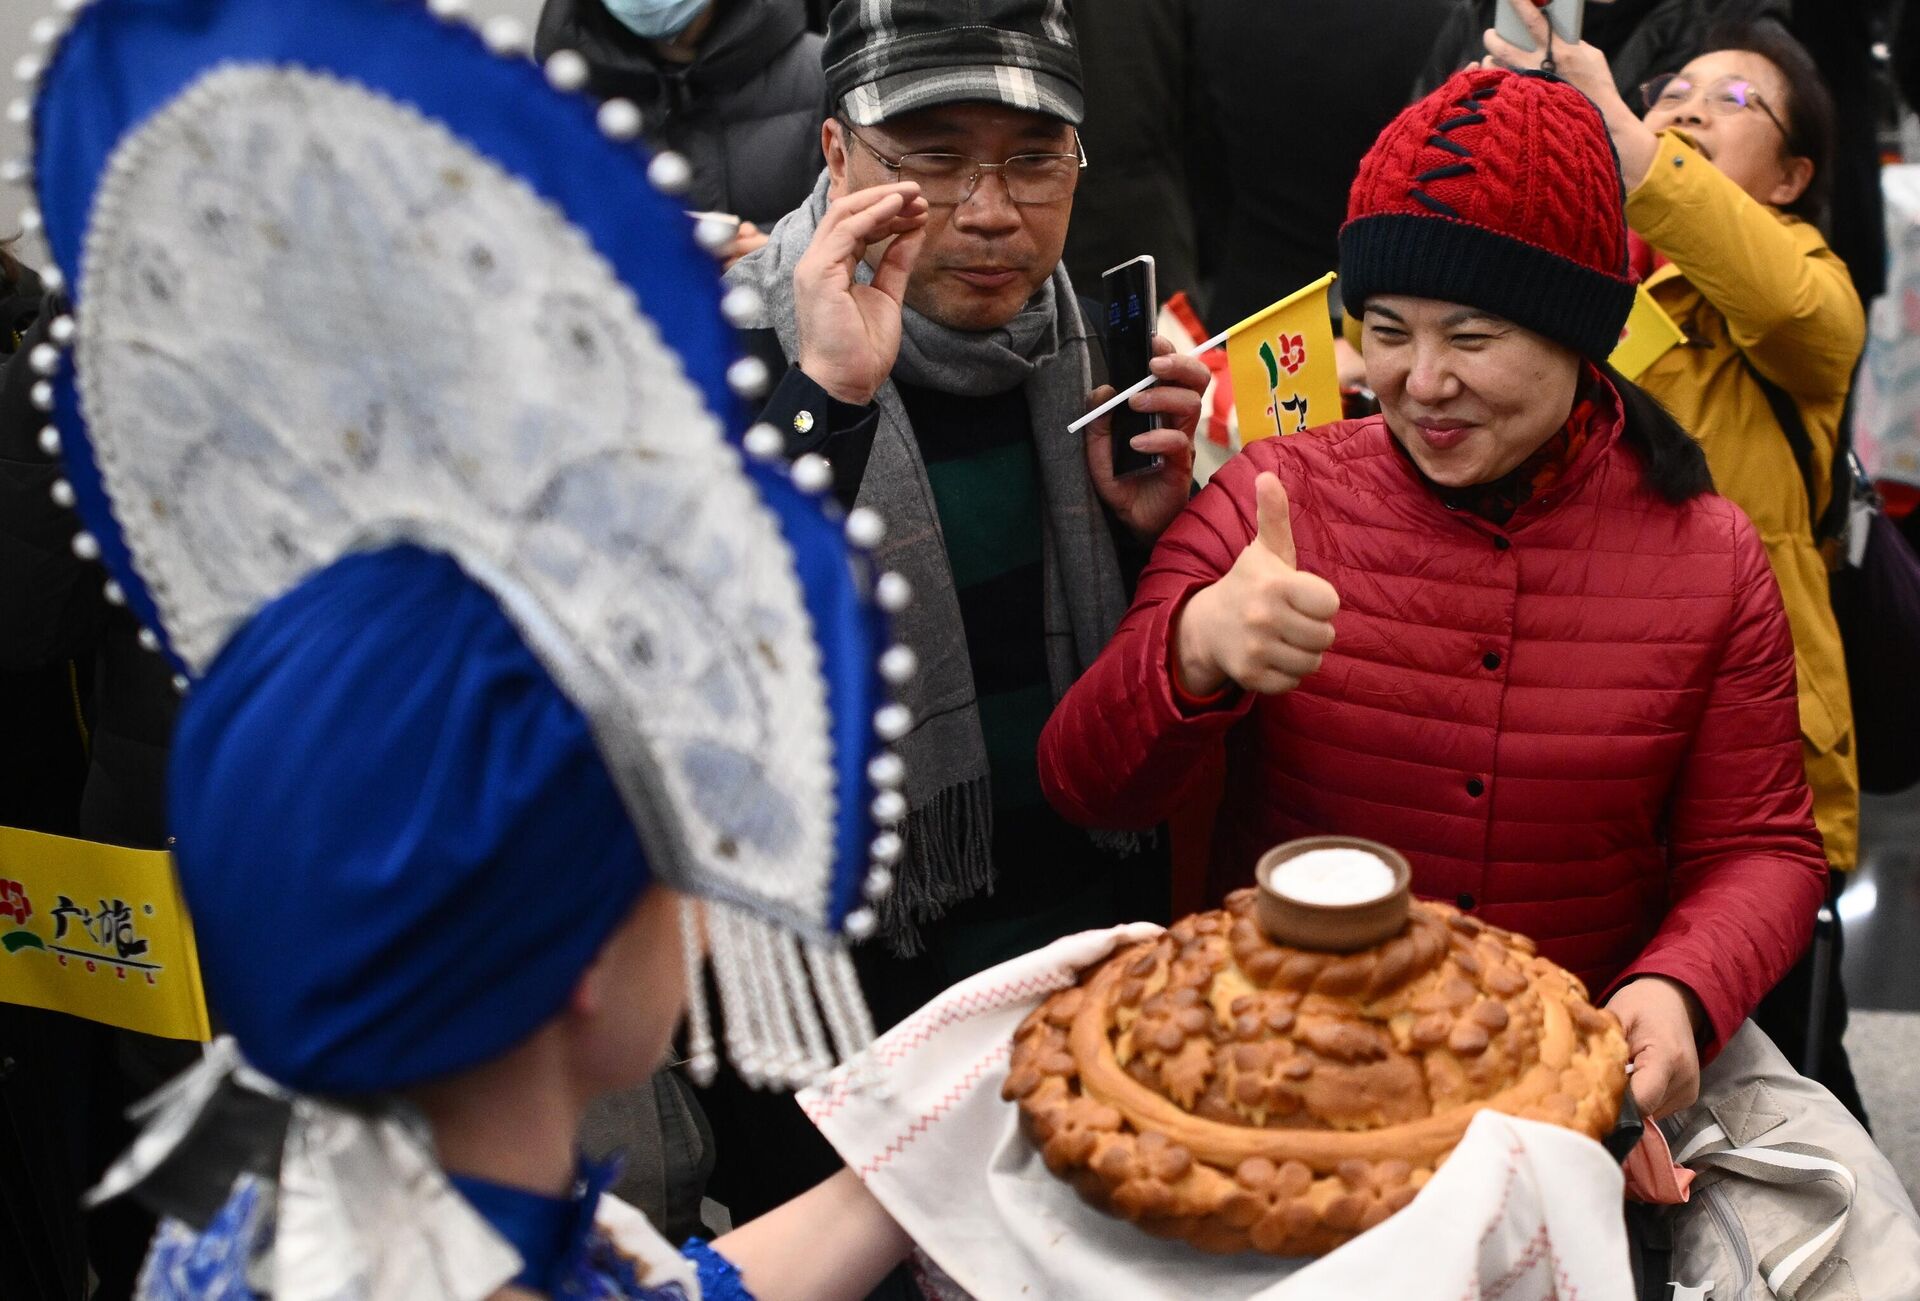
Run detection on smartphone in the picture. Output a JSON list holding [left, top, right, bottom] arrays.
[[1494, 0, 1584, 52], [1101, 255, 1163, 480]]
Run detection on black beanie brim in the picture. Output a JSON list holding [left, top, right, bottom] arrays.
[[1339, 213, 1636, 362]]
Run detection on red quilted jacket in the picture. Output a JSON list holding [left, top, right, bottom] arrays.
[[1038, 410, 1826, 1055]]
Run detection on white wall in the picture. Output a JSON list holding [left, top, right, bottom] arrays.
[[0, 0, 553, 267]]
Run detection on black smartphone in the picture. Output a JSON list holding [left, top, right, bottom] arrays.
[[1102, 255, 1163, 480]]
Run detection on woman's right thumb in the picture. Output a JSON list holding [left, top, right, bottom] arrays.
[[1254, 471, 1297, 567]]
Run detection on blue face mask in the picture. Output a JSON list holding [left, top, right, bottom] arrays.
[[602, 0, 710, 40]]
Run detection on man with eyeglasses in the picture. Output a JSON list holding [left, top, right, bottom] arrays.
[[713, 0, 1208, 1228]]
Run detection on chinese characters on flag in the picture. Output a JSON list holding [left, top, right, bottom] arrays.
[[1224, 272, 1342, 445], [0, 826, 211, 1041]]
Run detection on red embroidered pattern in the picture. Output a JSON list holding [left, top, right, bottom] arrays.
[[802, 969, 1082, 1124]]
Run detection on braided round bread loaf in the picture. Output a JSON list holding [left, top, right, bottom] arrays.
[[1004, 889, 1628, 1256]]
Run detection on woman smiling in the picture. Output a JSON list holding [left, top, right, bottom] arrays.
[[1486, 4, 1869, 1123], [1038, 66, 1828, 1124]]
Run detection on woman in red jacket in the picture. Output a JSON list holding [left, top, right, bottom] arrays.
[[1038, 67, 1828, 1122]]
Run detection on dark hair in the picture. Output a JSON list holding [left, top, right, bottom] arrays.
[[1698, 17, 1836, 228], [0, 237, 19, 291], [1600, 361, 1715, 503]]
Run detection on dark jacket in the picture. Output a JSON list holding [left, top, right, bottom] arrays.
[[0, 297, 177, 850], [1062, 0, 1206, 302], [737, 295, 1112, 507], [1197, 0, 1453, 332], [1417, 0, 1707, 104], [534, 0, 828, 229], [0, 269, 194, 1301], [1784, 0, 1886, 303], [0, 268, 88, 840]]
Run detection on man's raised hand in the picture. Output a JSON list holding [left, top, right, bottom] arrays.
[[1173, 471, 1340, 698], [793, 182, 930, 407]]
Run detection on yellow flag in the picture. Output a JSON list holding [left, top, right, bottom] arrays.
[[1609, 283, 1685, 381], [0, 827, 211, 1041], [1224, 273, 1343, 443]]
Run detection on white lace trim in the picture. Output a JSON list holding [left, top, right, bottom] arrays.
[[76, 65, 836, 929]]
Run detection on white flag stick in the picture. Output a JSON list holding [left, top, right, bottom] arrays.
[[1066, 325, 1232, 434]]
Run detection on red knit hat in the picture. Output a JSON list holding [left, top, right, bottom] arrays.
[[1338, 68, 1635, 361]]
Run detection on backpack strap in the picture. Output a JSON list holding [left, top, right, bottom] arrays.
[[1741, 355, 1855, 546]]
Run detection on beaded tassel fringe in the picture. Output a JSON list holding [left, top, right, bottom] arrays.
[[681, 899, 877, 1092]]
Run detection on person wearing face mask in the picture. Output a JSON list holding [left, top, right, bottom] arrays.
[[603, 0, 707, 36], [1037, 65, 1829, 1128], [1485, 5, 1869, 1125], [534, 0, 828, 251]]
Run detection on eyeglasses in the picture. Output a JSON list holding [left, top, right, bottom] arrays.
[[839, 122, 1087, 206], [1639, 73, 1789, 140]]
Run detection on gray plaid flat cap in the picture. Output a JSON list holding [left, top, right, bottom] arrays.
[[824, 0, 1084, 127]]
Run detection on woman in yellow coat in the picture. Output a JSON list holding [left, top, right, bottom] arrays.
[[1487, 8, 1866, 1117]]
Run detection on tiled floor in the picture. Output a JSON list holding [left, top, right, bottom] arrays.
[[1840, 789, 1920, 1202], [1847, 1010, 1920, 1206]]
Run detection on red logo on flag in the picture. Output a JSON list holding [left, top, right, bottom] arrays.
[[1276, 334, 1307, 376], [0, 880, 31, 926]]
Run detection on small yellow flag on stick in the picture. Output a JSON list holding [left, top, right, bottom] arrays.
[[1608, 283, 1685, 381], [0, 826, 211, 1041], [1224, 272, 1343, 443]]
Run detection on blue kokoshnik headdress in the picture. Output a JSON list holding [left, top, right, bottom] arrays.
[[12, 0, 912, 1264]]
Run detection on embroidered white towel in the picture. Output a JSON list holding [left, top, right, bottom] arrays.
[[800, 925, 1634, 1301]]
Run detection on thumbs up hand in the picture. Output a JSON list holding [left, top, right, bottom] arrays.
[[1174, 472, 1341, 697]]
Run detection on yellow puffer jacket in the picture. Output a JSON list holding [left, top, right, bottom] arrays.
[[1627, 130, 1862, 872]]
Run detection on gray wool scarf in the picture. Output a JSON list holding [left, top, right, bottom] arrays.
[[728, 172, 1131, 953]]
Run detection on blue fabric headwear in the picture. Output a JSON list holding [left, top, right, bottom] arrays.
[[172, 546, 650, 1094], [24, 0, 910, 1097]]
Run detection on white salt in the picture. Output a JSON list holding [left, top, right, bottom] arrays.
[[1270, 848, 1396, 906]]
